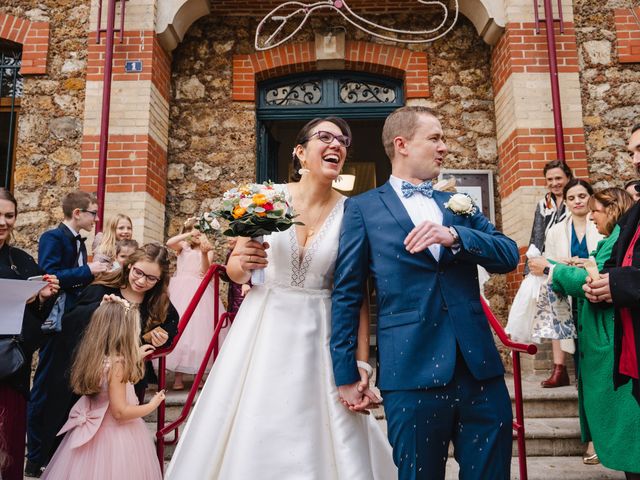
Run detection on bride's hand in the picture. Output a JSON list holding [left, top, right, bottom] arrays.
[[235, 239, 270, 274]]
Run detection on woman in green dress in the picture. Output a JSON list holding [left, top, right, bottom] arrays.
[[530, 187, 640, 476]]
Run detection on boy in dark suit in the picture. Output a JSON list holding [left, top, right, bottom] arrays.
[[25, 191, 108, 476]]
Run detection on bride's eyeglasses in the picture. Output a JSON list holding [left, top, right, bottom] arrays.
[[306, 131, 351, 148]]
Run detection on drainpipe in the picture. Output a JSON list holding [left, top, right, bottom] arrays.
[[535, 0, 566, 163], [95, 0, 119, 233]]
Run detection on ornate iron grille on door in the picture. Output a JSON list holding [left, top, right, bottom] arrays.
[[0, 47, 22, 190]]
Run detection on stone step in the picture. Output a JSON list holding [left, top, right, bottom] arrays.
[[506, 374, 579, 419], [146, 375, 584, 461], [445, 456, 625, 479], [372, 416, 584, 457]]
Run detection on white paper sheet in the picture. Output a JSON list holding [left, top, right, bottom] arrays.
[[0, 278, 48, 335]]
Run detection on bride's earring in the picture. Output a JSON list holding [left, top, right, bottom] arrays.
[[298, 159, 310, 176], [294, 148, 310, 176]]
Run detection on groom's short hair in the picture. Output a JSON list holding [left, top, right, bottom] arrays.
[[382, 106, 439, 161]]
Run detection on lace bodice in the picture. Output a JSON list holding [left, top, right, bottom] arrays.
[[262, 185, 346, 291]]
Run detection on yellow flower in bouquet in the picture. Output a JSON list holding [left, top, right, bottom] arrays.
[[232, 206, 246, 219], [252, 193, 268, 206]]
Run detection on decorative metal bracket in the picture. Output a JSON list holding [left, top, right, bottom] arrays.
[[255, 0, 459, 51]]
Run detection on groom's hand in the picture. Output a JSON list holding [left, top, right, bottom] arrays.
[[404, 220, 455, 254], [337, 382, 382, 415]]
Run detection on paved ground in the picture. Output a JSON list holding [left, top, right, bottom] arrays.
[[444, 456, 625, 479]]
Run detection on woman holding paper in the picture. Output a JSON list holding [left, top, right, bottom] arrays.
[[530, 188, 640, 475], [0, 188, 59, 480]]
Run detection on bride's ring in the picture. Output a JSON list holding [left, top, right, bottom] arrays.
[[249, 255, 253, 263]]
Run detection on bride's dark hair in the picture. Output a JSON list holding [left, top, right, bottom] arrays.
[[291, 117, 352, 182]]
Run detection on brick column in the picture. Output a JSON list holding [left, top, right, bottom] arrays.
[[79, 0, 170, 244], [492, 0, 589, 373]]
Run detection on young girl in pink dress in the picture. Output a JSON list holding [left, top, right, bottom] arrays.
[[165, 219, 227, 390], [41, 296, 165, 480]]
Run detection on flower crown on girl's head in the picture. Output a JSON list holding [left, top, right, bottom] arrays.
[[108, 296, 133, 314]]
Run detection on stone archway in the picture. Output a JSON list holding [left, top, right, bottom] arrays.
[[231, 40, 428, 102], [156, 0, 211, 53], [157, 0, 506, 52]]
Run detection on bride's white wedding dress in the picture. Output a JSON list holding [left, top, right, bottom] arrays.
[[166, 188, 396, 479]]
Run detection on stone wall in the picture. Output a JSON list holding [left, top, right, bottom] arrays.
[[575, 0, 640, 186], [2, 0, 91, 255]]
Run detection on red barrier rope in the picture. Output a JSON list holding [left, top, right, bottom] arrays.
[[147, 263, 230, 473]]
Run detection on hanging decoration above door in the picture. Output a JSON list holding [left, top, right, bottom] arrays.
[[255, 0, 459, 51]]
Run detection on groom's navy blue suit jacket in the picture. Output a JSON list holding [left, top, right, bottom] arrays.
[[331, 182, 519, 391]]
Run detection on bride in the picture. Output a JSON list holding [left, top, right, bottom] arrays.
[[165, 117, 397, 479]]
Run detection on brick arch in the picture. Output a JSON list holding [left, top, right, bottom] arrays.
[[232, 40, 428, 102], [0, 13, 49, 74]]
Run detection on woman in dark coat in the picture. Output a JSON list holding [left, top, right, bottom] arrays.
[[34, 242, 179, 469], [0, 188, 59, 480]]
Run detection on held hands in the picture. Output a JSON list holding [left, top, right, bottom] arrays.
[[236, 239, 270, 274], [337, 367, 382, 415], [404, 221, 454, 254], [528, 257, 551, 276], [583, 273, 612, 303]]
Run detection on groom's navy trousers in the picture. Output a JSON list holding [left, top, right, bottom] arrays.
[[382, 349, 512, 479], [331, 183, 519, 480]]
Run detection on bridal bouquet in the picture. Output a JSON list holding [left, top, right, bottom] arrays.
[[207, 182, 301, 284]]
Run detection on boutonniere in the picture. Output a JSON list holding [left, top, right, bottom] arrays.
[[444, 193, 477, 217]]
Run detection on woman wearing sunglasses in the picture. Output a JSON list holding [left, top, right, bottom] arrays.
[[167, 118, 397, 479], [32, 243, 179, 470]]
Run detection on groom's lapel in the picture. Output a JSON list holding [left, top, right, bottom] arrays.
[[432, 190, 454, 227], [378, 181, 416, 236]]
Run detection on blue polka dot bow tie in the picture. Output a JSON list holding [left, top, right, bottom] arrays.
[[401, 180, 434, 199]]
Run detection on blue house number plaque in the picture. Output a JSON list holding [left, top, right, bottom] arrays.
[[125, 60, 143, 73]]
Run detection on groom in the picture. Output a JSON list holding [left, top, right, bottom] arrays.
[[331, 106, 519, 479]]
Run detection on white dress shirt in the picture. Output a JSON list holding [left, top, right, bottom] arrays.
[[389, 175, 443, 260]]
